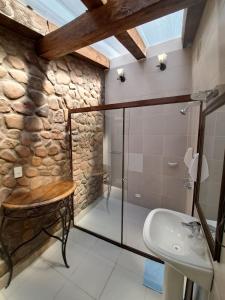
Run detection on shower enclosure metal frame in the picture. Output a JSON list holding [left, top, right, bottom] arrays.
[[195, 92, 225, 262], [68, 94, 195, 263]]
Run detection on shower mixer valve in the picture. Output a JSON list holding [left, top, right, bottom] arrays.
[[183, 177, 193, 190]]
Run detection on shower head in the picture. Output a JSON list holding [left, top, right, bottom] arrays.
[[191, 89, 219, 101], [180, 107, 188, 115]]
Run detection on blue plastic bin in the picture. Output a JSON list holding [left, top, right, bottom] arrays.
[[143, 259, 165, 294]]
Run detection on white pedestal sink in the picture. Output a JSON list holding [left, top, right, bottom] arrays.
[[143, 209, 213, 300]]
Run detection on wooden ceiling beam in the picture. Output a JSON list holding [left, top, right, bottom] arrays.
[[182, 0, 207, 48], [81, 0, 146, 60], [75, 46, 109, 68], [0, 0, 109, 69], [37, 0, 202, 60], [81, 0, 105, 10], [115, 28, 146, 60]]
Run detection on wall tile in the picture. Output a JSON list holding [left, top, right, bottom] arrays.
[[215, 111, 225, 136], [163, 113, 188, 136], [143, 174, 163, 196], [126, 134, 143, 154], [143, 113, 165, 135], [143, 135, 164, 155], [163, 135, 187, 157], [214, 137, 225, 160], [162, 175, 186, 201], [162, 156, 186, 178], [143, 154, 163, 175], [161, 195, 186, 212]]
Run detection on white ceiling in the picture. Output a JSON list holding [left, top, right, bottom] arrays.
[[19, 0, 184, 60]]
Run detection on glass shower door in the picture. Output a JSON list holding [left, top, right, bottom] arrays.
[[123, 102, 200, 254], [70, 99, 200, 255], [72, 109, 124, 243]]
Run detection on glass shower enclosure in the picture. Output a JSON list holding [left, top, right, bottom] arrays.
[[69, 95, 201, 260]]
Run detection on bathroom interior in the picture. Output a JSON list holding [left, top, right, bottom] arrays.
[[0, 0, 224, 300]]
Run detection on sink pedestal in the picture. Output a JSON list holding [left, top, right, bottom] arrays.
[[164, 264, 184, 300]]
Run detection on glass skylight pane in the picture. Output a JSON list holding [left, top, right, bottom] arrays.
[[137, 10, 184, 46], [19, 0, 85, 26], [92, 37, 129, 59]]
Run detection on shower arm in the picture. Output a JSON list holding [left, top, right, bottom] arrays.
[[180, 87, 222, 115]]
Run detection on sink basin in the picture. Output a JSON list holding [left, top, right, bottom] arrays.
[[143, 209, 213, 291]]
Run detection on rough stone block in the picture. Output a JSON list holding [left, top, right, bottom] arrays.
[[0, 138, 19, 149], [31, 156, 42, 166], [0, 65, 7, 78], [3, 81, 25, 99], [7, 55, 25, 69], [56, 70, 70, 85], [5, 114, 24, 129], [48, 145, 60, 156], [35, 104, 49, 118], [0, 187, 11, 202], [53, 110, 64, 123], [43, 157, 55, 166], [24, 167, 38, 177], [48, 96, 59, 110], [0, 98, 10, 112], [0, 149, 17, 162], [43, 80, 54, 95], [15, 145, 31, 158], [9, 69, 28, 83], [2, 175, 16, 188], [12, 100, 35, 115], [35, 147, 47, 158], [27, 89, 46, 107], [24, 116, 43, 131]]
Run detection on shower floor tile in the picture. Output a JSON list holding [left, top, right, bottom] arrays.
[[76, 197, 153, 255]]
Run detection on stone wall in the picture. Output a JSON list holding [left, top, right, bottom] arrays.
[[0, 25, 104, 273], [71, 111, 104, 215]]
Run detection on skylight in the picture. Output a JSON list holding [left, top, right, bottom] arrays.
[[19, 0, 184, 59], [91, 37, 129, 60], [20, 0, 86, 26], [137, 10, 184, 47]]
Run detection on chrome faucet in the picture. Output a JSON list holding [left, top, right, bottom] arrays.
[[208, 224, 216, 235], [182, 221, 201, 238]]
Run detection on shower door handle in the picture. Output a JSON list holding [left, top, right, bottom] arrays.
[[122, 178, 127, 183]]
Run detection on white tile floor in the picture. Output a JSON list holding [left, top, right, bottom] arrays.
[[76, 197, 152, 254], [0, 229, 162, 300]]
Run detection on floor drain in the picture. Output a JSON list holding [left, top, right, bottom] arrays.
[[172, 244, 181, 251]]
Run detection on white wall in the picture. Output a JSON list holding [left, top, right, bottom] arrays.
[[192, 0, 225, 92], [191, 1, 225, 300], [105, 39, 192, 104]]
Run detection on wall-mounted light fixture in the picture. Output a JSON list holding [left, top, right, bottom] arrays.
[[157, 53, 167, 71], [117, 68, 126, 82]]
